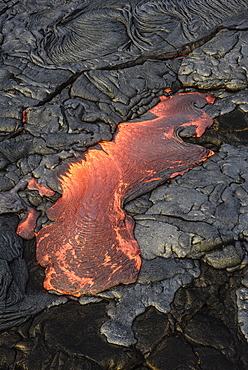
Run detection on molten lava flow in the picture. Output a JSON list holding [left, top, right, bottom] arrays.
[[27, 177, 55, 197], [35, 92, 215, 297], [16, 207, 41, 240]]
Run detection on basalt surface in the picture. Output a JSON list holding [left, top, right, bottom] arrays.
[[1, 0, 248, 369]]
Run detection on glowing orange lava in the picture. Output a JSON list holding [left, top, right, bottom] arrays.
[[27, 178, 55, 197], [34, 92, 215, 297], [16, 207, 41, 240]]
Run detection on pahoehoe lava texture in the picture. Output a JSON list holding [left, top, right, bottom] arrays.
[[42, 0, 248, 65], [36, 93, 214, 296]]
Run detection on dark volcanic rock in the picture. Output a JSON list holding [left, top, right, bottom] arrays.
[[184, 311, 236, 358], [170, 263, 248, 369], [0, 214, 26, 309], [196, 347, 240, 370], [0, 346, 16, 369], [146, 334, 198, 370], [133, 306, 171, 354], [0, 224, 67, 332], [14, 301, 143, 370]]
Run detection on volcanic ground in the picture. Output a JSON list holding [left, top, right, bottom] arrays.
[[1, 0, 248, 369]]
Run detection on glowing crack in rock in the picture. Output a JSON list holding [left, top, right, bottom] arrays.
[[34, 92, 214, 296]]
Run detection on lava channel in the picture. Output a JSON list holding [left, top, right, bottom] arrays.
[[35, 92, 215, 296]]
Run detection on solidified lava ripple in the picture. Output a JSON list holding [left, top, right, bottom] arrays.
[[34, 92, 214, 296]]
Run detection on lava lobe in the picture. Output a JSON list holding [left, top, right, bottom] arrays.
[[36, 92, 214, 296]]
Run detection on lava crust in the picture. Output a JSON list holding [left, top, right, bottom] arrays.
[[36, 92, 214, 296]]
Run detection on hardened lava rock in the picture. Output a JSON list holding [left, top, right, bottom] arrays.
[[40, 0, 248, 67], [134, 145, 248, 265], [179, 30, 248, 90], [0, 213, 67, 332]]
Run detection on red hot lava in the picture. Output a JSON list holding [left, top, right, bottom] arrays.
[[27, 177, 55, 197], [34, 92, 215, 297], [16, 206, 41, 240]]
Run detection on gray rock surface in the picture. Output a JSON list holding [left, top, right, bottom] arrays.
[[237, 267, 248, 342], [37, 0, 248, 68], [134, 145, 248, 267], [179, 30, 248, 90], [99, 258, 200, 346]]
